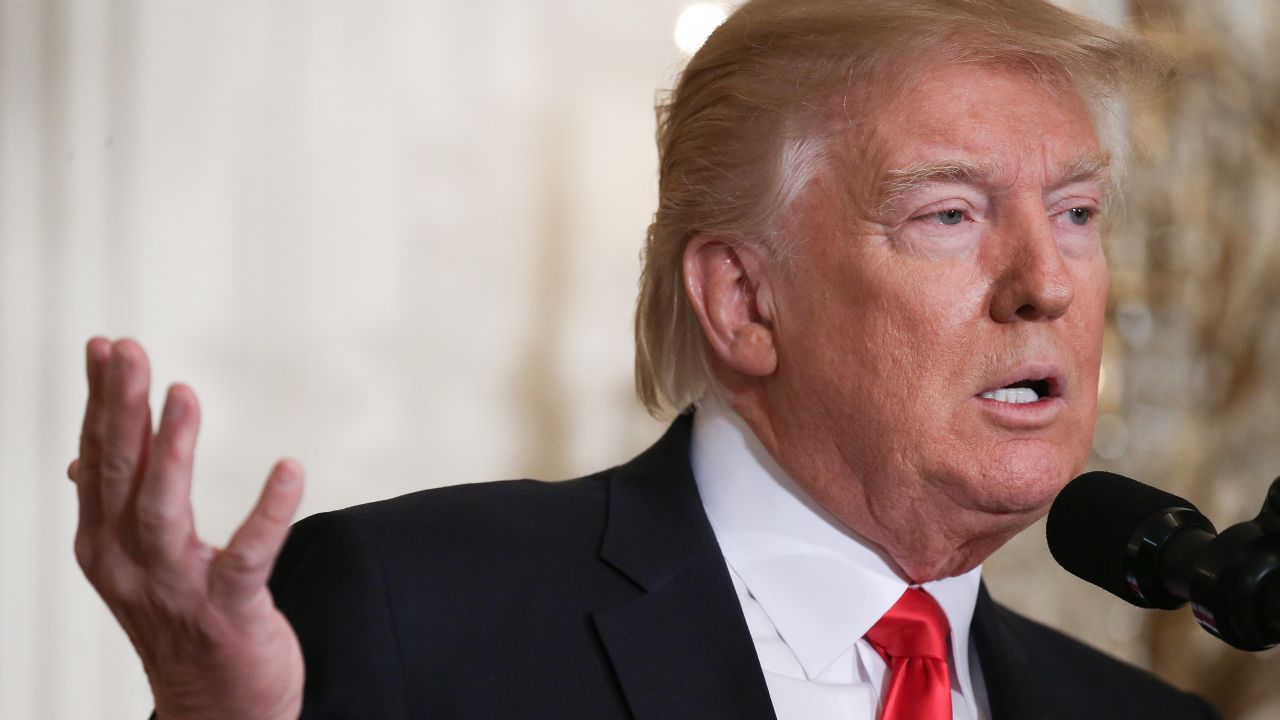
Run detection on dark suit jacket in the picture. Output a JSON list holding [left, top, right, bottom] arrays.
[[270, 414, 1220, 719]]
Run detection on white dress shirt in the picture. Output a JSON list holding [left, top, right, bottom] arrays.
[[690, 397, 990, 720]]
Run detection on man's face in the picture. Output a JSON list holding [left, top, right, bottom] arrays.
[[762, 64, 1109, 574]]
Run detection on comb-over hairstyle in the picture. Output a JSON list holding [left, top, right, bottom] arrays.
[[634, 0, 1159, 415]]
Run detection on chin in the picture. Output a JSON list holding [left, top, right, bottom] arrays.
[[954, 442, 1081, 516]]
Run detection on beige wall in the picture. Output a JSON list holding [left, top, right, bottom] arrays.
[[5, 1, 1278, 718], [0, 1, 675, 716]]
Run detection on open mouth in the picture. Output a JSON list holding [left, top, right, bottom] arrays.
[[979, 377, 1056, 404]]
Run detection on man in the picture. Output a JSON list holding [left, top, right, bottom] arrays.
[[71, 0, 1221, 718]]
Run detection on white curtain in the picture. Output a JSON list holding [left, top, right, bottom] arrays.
[[0, 1, 684, 716]]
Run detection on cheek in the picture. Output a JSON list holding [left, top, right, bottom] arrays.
[[805, 292, 981, 452], [1073, 263, 1110, 366], [808, 290, 960, 385], [778, 241, 990, 404]]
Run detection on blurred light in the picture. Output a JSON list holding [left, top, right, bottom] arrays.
[[1115, 300, 1154, 348], [674, 3, 728, 55], [1093, 413, 1130, 460], [1129, 403, 1174, 452], [1096, 326, 1125, 414]]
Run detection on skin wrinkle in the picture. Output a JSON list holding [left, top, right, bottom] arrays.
[[706, 64, 1109, 583], [839, 301, 1001, 562], [874, 151, 1113, 225]]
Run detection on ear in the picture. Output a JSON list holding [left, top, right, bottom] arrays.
[[683, 234, 778, 378]]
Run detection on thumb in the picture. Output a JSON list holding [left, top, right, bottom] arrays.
[[209, 460, 305, 605]]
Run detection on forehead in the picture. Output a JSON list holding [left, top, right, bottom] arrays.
[[864, 63, 1103, 182]]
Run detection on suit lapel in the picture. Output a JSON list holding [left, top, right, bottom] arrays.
[[975, 582, 1114, 720], [972, 583, 1046, 719], [592, 415, 777, 720]]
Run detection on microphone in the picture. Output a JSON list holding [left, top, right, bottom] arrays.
[[1047, 471, 1280, 651]]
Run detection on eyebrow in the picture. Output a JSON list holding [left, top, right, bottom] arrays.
[[873, 151, 1115, 216], [876, 159, 999, 214], [1058, 151, 1116, 198]]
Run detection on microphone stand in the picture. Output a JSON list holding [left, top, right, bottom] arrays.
[[1149, 476, 1280, 651]]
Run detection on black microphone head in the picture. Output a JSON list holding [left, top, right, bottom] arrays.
[[1047, 471, 1201, 607]]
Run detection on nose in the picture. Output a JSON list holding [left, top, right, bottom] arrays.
[[988, 216, 1075, 323]]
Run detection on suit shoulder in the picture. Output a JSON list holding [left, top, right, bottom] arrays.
[[348, 469, 610, 530], [286, 469, 617, 571], [984, 600, 1220, 718]]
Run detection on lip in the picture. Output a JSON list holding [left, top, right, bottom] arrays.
[[977, 362, 1067, 399], [975, 394, 1065, 429], [974, 362, 1068, 430]]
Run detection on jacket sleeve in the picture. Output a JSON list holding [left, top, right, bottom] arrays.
[[269, 510, 412, 720]]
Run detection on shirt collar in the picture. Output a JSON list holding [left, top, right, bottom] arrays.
[[690, 396, 983, 682]]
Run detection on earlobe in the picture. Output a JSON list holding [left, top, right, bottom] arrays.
[[683, 235, 779, 378], [728, 323, 777, 376]]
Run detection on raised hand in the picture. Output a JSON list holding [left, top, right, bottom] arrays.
[[71, 338, 306, 720]]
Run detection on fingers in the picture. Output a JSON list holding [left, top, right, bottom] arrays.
[[74, 337, 308, 619], [210, 460, 305, 605], [74, 338, 112, 529], [100, 339, 154, 520], [133, 384, 201, 563]]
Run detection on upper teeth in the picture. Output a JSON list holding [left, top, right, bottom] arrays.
[[982, 387, 1040, 404]]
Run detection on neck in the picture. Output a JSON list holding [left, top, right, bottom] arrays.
[[720, 388, 1032, 583]]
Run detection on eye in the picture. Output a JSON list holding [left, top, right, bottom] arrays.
[[1064, 207, 1092, 226], [930, 209, 965, 226]]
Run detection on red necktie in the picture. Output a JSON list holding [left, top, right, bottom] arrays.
[[864, 587, 953, 720]]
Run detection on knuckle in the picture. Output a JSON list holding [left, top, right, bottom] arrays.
[[159, 443, 193, 470], [99, 451, 136, 482], [73, 534, 100, 573], [134, 498, 181, 535], [215, 544, 261, 576], [75, 546, 138, 603]]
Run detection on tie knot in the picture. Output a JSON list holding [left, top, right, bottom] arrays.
[[865, 587, 951, 661]]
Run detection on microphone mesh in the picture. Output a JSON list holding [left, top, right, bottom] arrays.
[[1046, 471, 1197, 606]]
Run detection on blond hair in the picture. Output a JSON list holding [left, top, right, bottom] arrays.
[[634, 0, 1159, 415]]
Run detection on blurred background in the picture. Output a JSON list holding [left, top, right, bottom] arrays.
[[1, 0, 1277, 717]]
